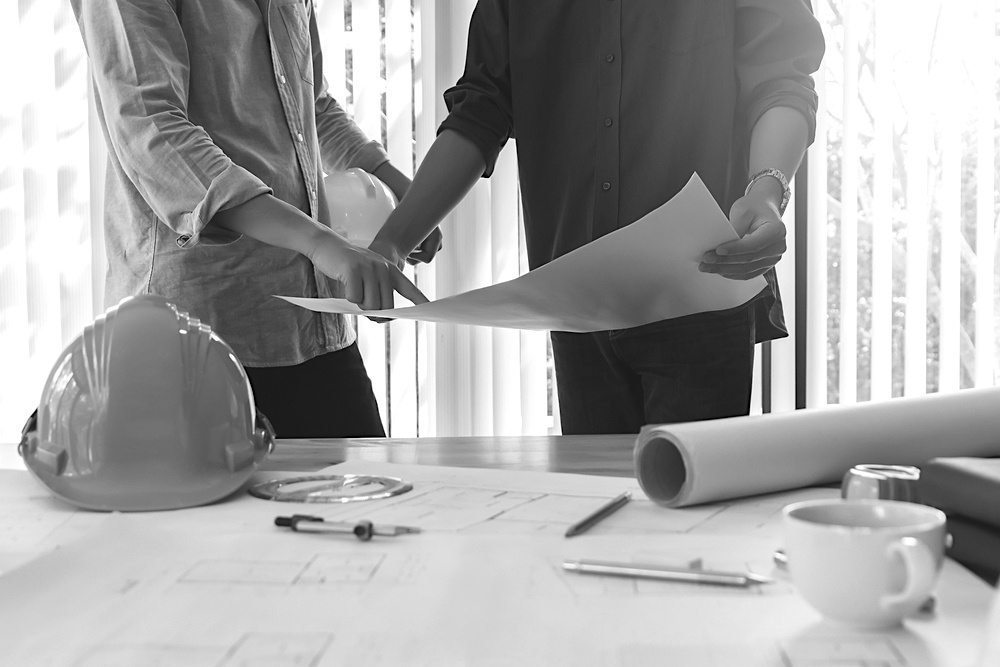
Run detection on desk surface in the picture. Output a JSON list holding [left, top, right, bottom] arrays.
[[262, 434, 638, 476], [1, 435, 996, 667]]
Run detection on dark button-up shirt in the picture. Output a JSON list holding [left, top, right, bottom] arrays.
[[439, 0, 825, 341], [73, 0, 389, 366]]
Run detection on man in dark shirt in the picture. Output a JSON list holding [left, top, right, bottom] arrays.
[[370, 0, 826, 433]]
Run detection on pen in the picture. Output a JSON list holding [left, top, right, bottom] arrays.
[[274, 515, 421, 541], [562, 559, 773, 587], [565, 491, 632, 537]]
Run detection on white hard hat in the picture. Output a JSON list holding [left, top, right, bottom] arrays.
[[325, 167, 398, 246], [19, 294, 274, 511]]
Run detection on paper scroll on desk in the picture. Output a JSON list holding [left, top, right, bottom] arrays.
[[634, 387, 1000, 508]]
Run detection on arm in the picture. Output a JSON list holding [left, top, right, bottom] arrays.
[[71, 0, 269, 245], [369, 0, 512, 268], [700, 0, 825, 281], [700, 106, 809, 280], [372, 162, 444, 265], [305, 7, 439, 265], [213, 194, 427, 309], [369, 130, 485, 267]]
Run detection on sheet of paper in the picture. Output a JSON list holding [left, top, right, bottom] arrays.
[[277, 173, 767, 332], [281, 461, 836, 538], [634, 386, 1000, 507], [0, 510, 992, 667], [0, 470, 105, 575]]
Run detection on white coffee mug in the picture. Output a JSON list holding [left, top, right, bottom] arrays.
[[782, 498, 947, 629]]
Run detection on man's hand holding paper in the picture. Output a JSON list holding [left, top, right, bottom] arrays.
[[700, 188, 788, 282]]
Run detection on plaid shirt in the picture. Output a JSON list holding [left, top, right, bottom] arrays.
[[73, 0, 389, 366]]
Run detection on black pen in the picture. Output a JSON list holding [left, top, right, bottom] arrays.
[[565, 491, 632, 537], [274, 515, 420, 541]]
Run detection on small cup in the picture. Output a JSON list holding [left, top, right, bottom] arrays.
[[782, 499, 947, 629], [841, 464, 921, 502]]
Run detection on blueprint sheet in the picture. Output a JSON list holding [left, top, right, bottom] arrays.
[[0, 463, 993, 667], [277, 173, 767, 332]]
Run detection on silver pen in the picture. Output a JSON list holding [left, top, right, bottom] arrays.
[[562, 559, 772, 587]]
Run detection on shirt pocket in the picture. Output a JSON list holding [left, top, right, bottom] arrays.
[[646, 0, 729, 55], [276, 0, 314, 84]]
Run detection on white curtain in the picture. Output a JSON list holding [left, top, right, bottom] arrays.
[[0, 0, 105, 443]]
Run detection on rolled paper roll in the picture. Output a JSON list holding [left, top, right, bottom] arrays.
[[634, 387, 1000, 508]]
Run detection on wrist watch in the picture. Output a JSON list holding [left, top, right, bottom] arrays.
[[745, 168, 790, 216]]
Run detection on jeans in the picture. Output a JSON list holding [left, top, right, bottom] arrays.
[[244, 342, 386, 438], [551, 303, 756, 435]]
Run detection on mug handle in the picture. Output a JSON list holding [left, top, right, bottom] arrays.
[[881, 536, 936, 611]]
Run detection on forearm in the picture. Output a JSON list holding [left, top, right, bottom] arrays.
[[372, 130, 485, 257], [371, 161, 411, 203], [212, 194, 338, 259], [746, 106, 810, 208]]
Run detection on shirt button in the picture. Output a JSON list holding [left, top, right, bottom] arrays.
[[604, 117, 613, 127], [606, 53, 615, 63], [602, 182, 611, 191], [296, 132, 304, 142]]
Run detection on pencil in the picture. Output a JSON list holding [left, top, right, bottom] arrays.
[[565, 491, 632, 537]]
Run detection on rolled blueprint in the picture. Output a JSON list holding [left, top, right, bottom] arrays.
[[634, 387, 1000, 508]]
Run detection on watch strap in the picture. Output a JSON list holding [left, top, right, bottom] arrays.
[[745, 168, 790, 216]]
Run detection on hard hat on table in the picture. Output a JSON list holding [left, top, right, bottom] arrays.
[[19, 294, 274, 511]]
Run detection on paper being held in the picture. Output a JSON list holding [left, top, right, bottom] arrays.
[[278, 173, 767, 332]]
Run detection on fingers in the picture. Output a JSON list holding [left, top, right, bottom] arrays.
[[339, 250, 426, 311], [389, 266, 428, 304], [699, 255, 779, 280], [700, 221, 785, 280], [376, 263, 395, 312], [405, 249, 432, 265], [342, 264, 365, 306], [703, 238, 785, 264], [405, 228, 444, 265]]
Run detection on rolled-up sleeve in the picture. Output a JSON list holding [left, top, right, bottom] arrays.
[[438, 0, 513, 178], [314, 88, 389, 175], [735, 0, 825, 145], [72, 0, 271, 247]]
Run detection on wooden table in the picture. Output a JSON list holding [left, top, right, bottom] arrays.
[[262, 434, 639, 477]]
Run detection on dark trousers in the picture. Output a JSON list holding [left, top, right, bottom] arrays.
[[244, 342, 386, 439], [550, 304, 756, 435]]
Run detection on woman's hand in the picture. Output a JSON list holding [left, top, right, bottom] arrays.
[[309, 234, 427, 310]]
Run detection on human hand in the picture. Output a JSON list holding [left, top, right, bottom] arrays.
[[405, 227, 443, 265], [367, 237, 407, 271], [308, 233, 428, 312], [699, 191, 787, 281]]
